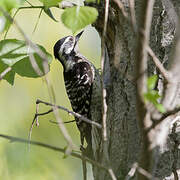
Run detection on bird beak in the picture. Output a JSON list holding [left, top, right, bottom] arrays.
[[75, 31, 84, 42]]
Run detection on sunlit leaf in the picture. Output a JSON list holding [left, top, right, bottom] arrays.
[[61, 6, 98, 33], [147, 74, 158, 90], [13, 51, 52, 78]]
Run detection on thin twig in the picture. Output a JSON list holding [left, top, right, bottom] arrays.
[[149, 107, 180, 130], [18, 6, 46, 9], [125, 163, 138, 180], [32, 8, 43, 34], [0, 67, 12, 81], [28, 102, 42, 151], [29, 101, 77, 153], [135, 0, 155, 178], [4, 9, 19, 39], [29, 52, 43, 76], [125, 162, 159, 180], [49, 120, 76, 124], [36, 99, 102, 128], [0, 134, 108, 171], [128, 0, 137, 32], [147, 45, 172, 82], [161, 20, 180, 111], [53, 106, 77, 153], [170, 123, 179, 180], [0, 8, 77, 154], [101, 0, 109, 145], [82, 152, 87, 180], [25, 0, 34, 6], [100, 0, 117, 179], [108, 169, 117, 180], [29, 108, 76, 149], [112, 0, 128, 18], [137, 165, 158, 180]]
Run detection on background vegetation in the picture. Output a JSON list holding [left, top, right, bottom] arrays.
[[0, 0, 100, 179]]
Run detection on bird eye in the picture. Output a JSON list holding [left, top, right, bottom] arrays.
[[69, 37, 73, 41]]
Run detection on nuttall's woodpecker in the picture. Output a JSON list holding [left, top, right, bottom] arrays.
[[53, 31, 96, 154]]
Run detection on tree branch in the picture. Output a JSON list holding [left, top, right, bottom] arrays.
[[128, 0, 137, 32], [100, 0, 116, 179], [0, 133, 119, 179], [0, 134, 107, 170], [135, 0, 155, 179], [147, 45, 172, 82], [125, 163, 158, 180], [0, 7, 77, 157], [36, 99, 102, 128], [112, 0, 128, 18], [161, 21, 180, 111], [170, 122, 179, 180]]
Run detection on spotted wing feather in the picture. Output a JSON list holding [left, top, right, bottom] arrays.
[[64, 60, 94, 146]]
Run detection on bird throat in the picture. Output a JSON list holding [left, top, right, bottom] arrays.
[[64, 58, 75, 72]]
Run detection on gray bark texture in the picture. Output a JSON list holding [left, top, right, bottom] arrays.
[[89, 0, 180, 179]]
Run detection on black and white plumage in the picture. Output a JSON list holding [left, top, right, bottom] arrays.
[[53, 31, 96, 152]]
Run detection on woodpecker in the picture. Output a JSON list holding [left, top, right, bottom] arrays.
[[53, 31, 96, 154]]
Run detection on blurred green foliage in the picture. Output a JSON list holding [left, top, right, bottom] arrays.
[[144, 75, 165, 113], [0, 0, 100, 179]]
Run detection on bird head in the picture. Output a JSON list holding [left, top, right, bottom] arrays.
[[53, 31, 84, 68]]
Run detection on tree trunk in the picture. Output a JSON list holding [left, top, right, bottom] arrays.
[[90, 0, 180, 179]]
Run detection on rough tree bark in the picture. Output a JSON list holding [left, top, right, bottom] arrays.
[[89, 0, 180, 179]]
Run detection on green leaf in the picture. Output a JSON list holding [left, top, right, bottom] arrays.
[[144, 92, 157, 104], [61, 6, 98, 33], [39, 0, 61, 7], [13, 51, 52, 78], [144, 90, 161, 103], [147, 74, 158, 90], [0, 61, 15, 85], [0, 39, 29, 66], [154, 103, 166, 113], [0, 39, 52, 83], [150, 90, 161, 99], [144, 90, 166, 113], [44, 8, 58, 22]]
